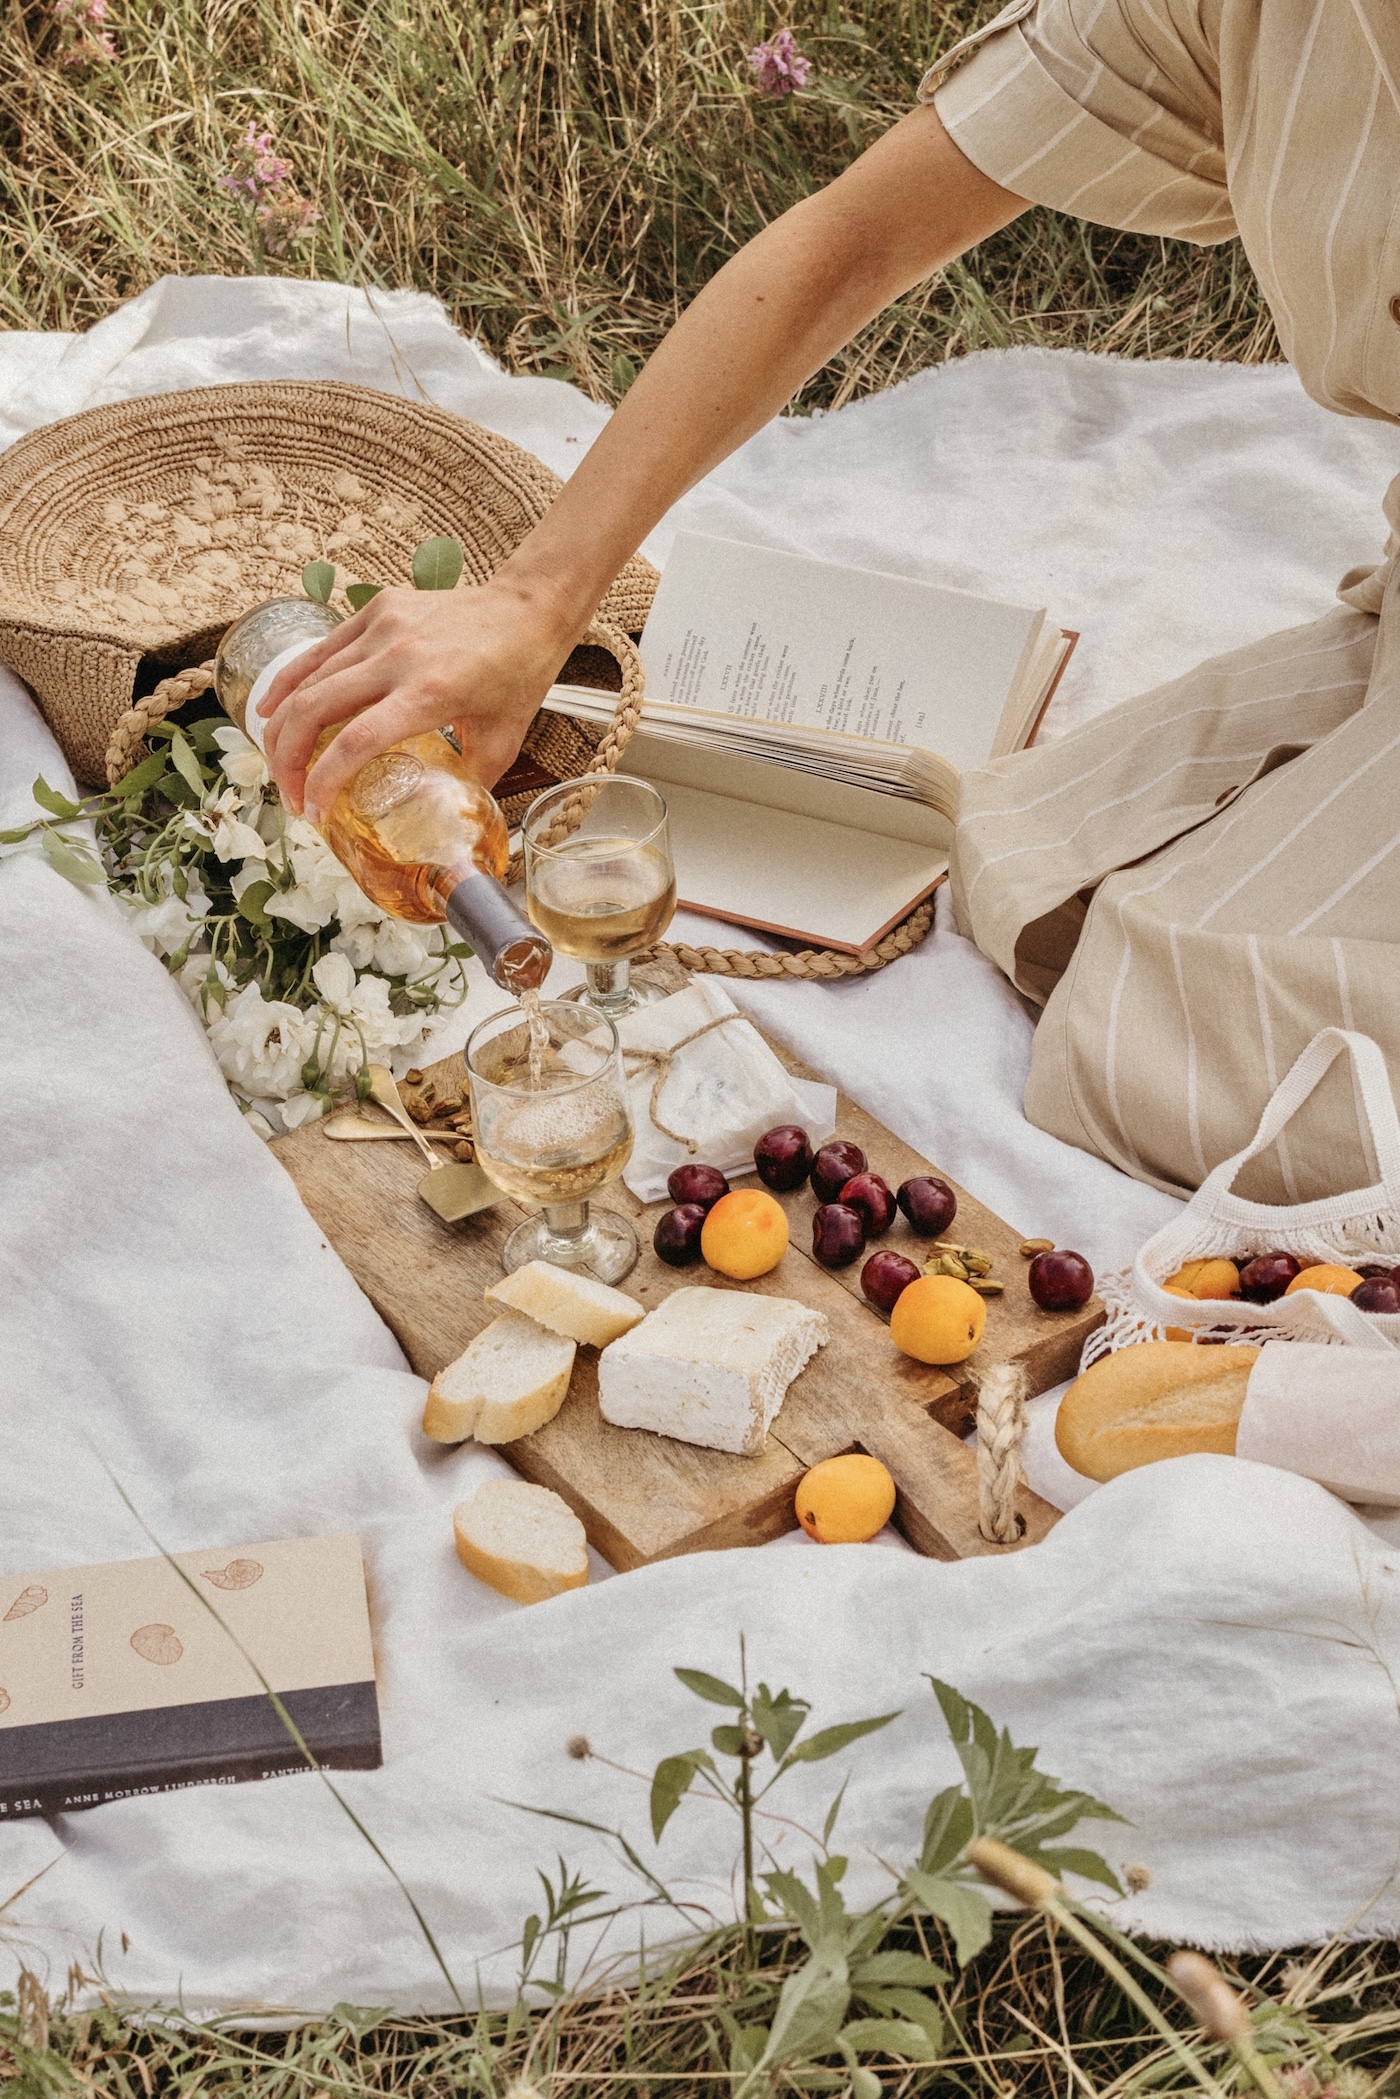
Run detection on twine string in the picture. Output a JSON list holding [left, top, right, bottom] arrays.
[[622, 1011, 743, 1150]]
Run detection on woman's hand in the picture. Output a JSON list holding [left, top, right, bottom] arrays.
[[260, 570, 582, 824]]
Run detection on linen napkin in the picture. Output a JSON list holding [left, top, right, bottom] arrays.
[[1238, 1344, 1400, 1506], [616, 978, 836, 1202]]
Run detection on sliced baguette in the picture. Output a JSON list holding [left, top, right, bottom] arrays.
[[453, 1479, 589, 1603], [423, 1312, 576, 1444], [1055, 1340, 1260, 1482], [485, 1260, 645, 1348]]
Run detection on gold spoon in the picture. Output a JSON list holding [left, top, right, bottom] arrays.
[[363, 1064, 500, 1225], [323, 1112, 462, 1146]]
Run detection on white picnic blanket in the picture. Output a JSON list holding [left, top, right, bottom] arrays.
[[6, 277, 1400, 2009]]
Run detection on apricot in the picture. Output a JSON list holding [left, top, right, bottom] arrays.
[[889, 1274, 986, 1365], [796, 1455, 897, 1544], [1284, 1263, 1364, 1298], [1162, 1258, 1241, 1301], [700, 1188, 789, 1280]]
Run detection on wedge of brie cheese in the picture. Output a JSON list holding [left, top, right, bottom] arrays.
[[598, 1288, 828, 1455]]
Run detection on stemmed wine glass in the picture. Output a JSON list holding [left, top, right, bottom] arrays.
[[522, 776, 676, 1018], [465, 999, 639, 1282]]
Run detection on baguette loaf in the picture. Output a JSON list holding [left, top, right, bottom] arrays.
[[485, 1260, 645, 1347], [453, 1479, 589, 1603], [1056, 1341, 1260, 1483], [422, 1312, 576, 1444]]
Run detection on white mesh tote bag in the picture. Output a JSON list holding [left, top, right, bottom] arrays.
[[1088, 1029, 1400, 1361]]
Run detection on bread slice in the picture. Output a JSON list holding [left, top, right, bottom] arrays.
[[453, 1479, 589, 1603], [485, 1260, 645, 1348], [422, 1312, 576, 1445], [1055, 1340, 1260, 1483]]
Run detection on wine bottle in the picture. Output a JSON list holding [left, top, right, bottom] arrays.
[[214, 598, 552, 995]]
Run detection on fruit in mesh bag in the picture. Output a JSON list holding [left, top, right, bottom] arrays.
[[1352, 1275, 1400, 1313], [1162, 1257, 1241, 1301], [796, 1454, 897, 1544], [1237, 1252, 1301, 1303], [1285, 1263, 1365, 1297]]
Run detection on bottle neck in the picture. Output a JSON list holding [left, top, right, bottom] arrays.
[[445, 871, 552, 994]]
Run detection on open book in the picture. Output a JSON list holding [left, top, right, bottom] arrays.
[[543, 533, 1076, 954]]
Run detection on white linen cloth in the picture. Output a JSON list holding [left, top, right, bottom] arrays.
[[7, 278, 1400, 2006], [616, 979, 836, 1202]]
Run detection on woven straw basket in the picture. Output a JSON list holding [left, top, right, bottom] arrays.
[[0, 379, 931, 981]]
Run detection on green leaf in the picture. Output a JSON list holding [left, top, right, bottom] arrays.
[[758, 1943, 850, 2070], [40, 827, 105, 886], [846, 2066, 882, 2099], [346, 582, 384, 612], [111, 750, 170, 798], [751, 1682, 809, 1762], [727, 2024, 767, 2077], [168, 727, 206, 797], [1035, 1844, 1123, 1893], [849, 1953, 950, 1989], [411, 535, 464, 591], [784, 1712, 900, 1765], [236, 880, 276, 929], [921, 1786, 973, 1876], [32, 775, 82, 818], [612, 352, 638, 393], [710, 1723, 749, 1757], [848, 1986, 942, 2050], [903, 1870, 994, 1967], [674, 1667, 744, 1708], [302, 560, 336, 603], [838, 2017, 941, 2063], [0, 823, 36, 843], [650, 1752, 703, 1843]]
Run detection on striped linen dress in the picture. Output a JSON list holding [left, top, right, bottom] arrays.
[[930, 0, 1400, 1202]]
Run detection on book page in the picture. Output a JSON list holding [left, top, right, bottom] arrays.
[[640, 533, 1047, 775]]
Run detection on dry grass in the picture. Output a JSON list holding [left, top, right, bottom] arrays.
[[0, 0, 1278, 407]]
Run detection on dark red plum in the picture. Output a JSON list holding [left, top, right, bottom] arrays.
[[839, 1172, 897, 1236], [896, 1176, 958, 1238], [1028, 1248, 1094, 1311], [1352, 1275, 1400, 1314], [654, 1204, 707, 1266], [666, 1164, 730, 1212], [812, 1202, 867, 1269], [861, 1250, 921, 1314], [753, 1125, 814, 1192], [1238, 1251, 1301, 1304], [810, 1140, 867, 1204]]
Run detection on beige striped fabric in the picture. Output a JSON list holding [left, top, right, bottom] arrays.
[[930, 0, 1400, 1198]]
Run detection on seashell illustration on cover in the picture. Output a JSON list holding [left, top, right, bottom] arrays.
[[130, 1624, 184, 1666], [3, 1585, 48, 1622], [201, 1558, 264, 1591]]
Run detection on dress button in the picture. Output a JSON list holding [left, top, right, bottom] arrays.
[[1391, 293, 1400, 327]]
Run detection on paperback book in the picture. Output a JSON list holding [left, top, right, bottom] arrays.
[[0, 1534, 380, 1819], [545, 533, 1076, 953]]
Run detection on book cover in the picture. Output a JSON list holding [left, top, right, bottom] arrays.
[[0, 1534, 380, 1820]]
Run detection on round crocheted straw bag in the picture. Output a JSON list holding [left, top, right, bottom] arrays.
[[0, 378, 931, 983]]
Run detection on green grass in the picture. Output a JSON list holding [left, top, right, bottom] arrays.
[[0, 0, 1278, 406]]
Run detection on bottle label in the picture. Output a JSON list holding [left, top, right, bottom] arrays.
[[242, 638, 326, 754], [350, 751, 426, 820]]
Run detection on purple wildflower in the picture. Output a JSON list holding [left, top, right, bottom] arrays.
[[256, 194, 322, 257], [55, 0, 116, 63], [220, 123, 294, 203], [747, 27, 811, 98]]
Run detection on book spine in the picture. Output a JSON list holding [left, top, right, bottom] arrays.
[[0, 1739, 381, 1821]]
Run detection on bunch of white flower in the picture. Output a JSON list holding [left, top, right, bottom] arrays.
[[117, 724, 465, 1133]]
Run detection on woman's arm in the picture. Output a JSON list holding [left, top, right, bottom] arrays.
[[262, 105, 1026, 822]]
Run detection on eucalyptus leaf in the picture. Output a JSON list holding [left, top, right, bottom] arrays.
[[674, 1667, 744, 1707], [346, 582, 385, 612], [411, 535, 464, 590], [40, 827, 105, 886], [111, 750, 170, 798], [302, 560, 336, 603], [32, 776, 82, 819], [168, 727, 206, 797]]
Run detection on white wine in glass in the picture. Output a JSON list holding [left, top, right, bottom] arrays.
[[523, 777, 675, 1016], [466, 999, 639, 1281]]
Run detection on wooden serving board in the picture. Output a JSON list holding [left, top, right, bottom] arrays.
[[271, 1026, 1102, 1570]]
